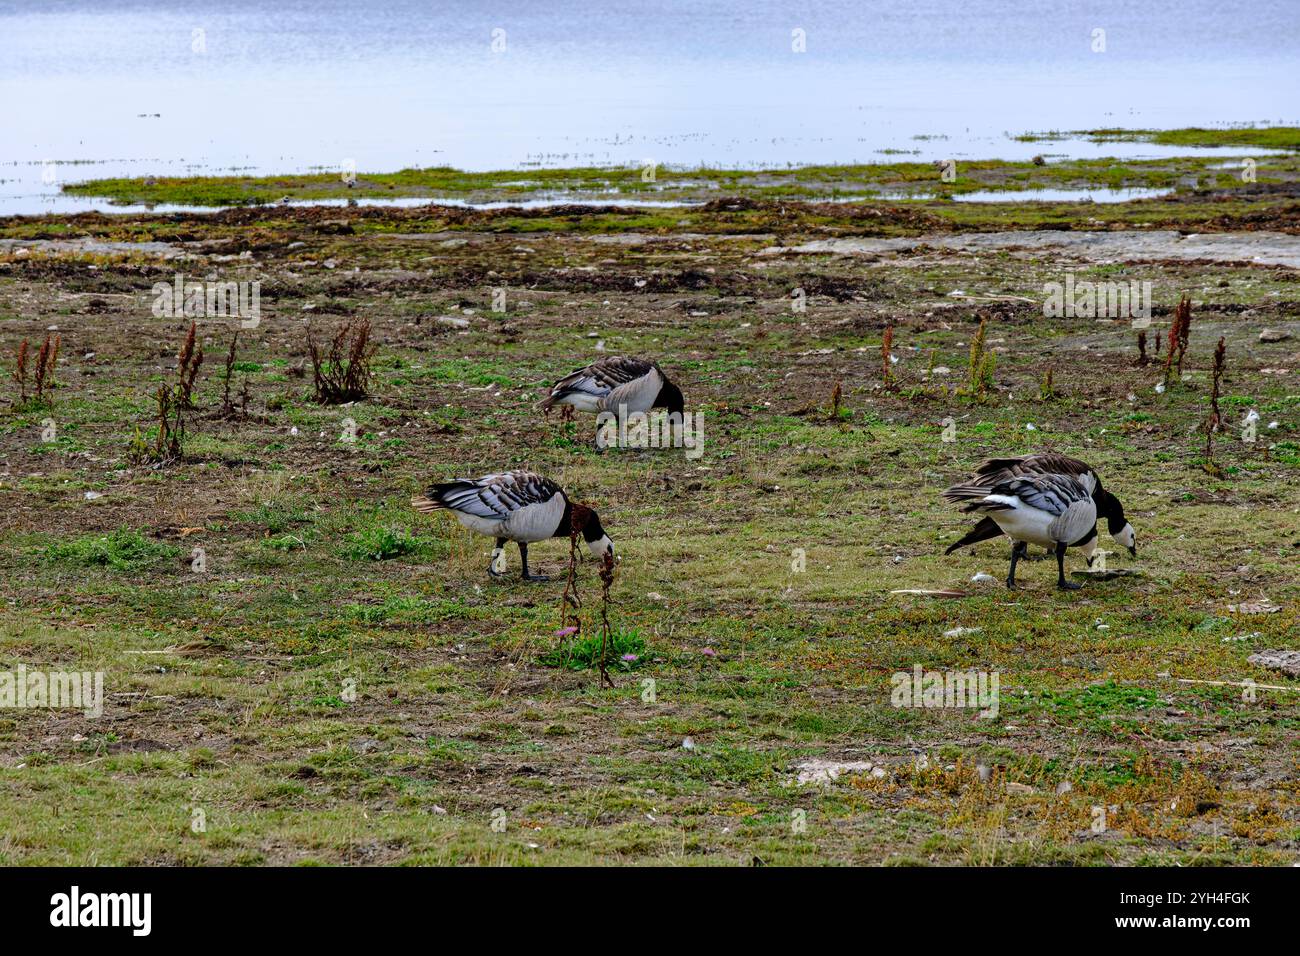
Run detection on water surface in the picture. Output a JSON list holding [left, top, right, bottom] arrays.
[[1, 0, 1295, 214]]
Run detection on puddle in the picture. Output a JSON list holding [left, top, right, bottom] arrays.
[[950, 187, 1173, 203], [772, 230, 1300, 269], [0, 194, 703, 217]]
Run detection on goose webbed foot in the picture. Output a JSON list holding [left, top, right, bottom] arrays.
[[518, 544, 549, 582]]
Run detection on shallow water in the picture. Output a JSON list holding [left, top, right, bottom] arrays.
[[949, 187, 1173, 204], [2, 0, 1296, 215]]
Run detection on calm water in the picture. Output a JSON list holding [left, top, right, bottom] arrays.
[[1, 0, 1296, 214]]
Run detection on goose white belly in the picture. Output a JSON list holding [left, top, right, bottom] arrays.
[[453, 512, 508, 538], [453, 495, 564, 542], [983, 498, 1056, 547], [984, 495, 1097, 548], [555, 393, 604, 414]]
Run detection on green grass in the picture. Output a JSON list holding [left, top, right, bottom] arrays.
[[339, 525, 433, 561], [1083, 126, 1300, 151], [41, 528, 181, 571]]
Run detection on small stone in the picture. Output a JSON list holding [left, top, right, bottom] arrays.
[[1248, 649, 1300, 678], [1259, 328, 1291, 343], [794, 759, 875, 786], [681, 737, 695, 751], [1005, 782, 1035, 795], [1229, 599, 1280, 615], [1055, 780, 1073, 796]]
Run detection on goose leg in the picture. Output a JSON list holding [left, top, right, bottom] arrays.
[[519, 542, 550, 582], [1006, 540, 1027, 590], [1056, 542, 1082, 590]]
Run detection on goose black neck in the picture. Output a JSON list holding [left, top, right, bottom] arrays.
[[555, 498, 605, 543], [656, 381, 685, 417]]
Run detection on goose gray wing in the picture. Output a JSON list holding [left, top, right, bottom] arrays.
[[427, 470, 564, 520], [1005, 474, 1097, 543], [543, 356, 656, 408], [997, 473, 1091, 515], [970, 453, 1098, 494]]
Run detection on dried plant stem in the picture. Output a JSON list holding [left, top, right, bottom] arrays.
[[881, 325, 893, 389], [308, 317, 376, 404], [1203, 336, 1227, 476]]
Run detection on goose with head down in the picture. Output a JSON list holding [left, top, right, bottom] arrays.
[[412, 470, 612, 582], [943, 453, 1136, 562], [541, 356, 684, 419], [943, 472, 1098, 590]]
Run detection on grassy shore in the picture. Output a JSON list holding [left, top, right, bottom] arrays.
[[59, 127, 1300, 208], [0, 169, 1297, 864]]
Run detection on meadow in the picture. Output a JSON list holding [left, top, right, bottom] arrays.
[[0, 168, 1297, 865]]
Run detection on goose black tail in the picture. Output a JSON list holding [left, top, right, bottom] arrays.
[[944, 516, 1004, 555]]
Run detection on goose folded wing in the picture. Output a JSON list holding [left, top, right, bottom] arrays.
[[439, 473, 561, 519], [970, 454, 1097, 495], [552, 357, 652, 399], [996, 474, 1089, 515]]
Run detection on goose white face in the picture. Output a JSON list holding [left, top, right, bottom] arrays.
[[1112, 522, 1137, 555], [587, 535, 614, 560]]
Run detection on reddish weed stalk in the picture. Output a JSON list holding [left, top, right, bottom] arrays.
[[1162, 295, 1192, 385], [881, 324, 894, 389], [308, 317, 376, 404], [1203, 336, 1227, 476]]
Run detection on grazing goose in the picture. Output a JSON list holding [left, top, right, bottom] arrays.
[[944, 453, 1136, 560], [943, 473, 1098, 590], [412, 470, 613, 581], [541, 356, 684, 418]]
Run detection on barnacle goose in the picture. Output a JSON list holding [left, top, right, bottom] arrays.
[[943, 472, 1099, 590], [412, 470, 612, 581], [541, 356, 684, 418], [944, 453, 1136, 560]]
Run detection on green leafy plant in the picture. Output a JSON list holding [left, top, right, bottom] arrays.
[[538, 626, 649, 672], [43, 528, 181, 571], [341, 525, 429, 561]]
